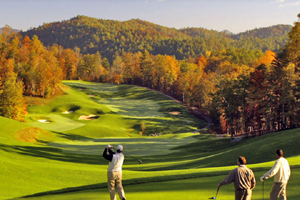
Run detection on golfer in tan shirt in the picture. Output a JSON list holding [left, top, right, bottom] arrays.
[[218, 156, 256, 200]]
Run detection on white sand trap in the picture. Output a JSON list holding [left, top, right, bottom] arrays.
[[169, 111, 181, 115], [31, 114, 85, 132], [88, 95, 96, 97], [62, 111, 74, 114], [79, 114, 98, 120], [38, 119, 50, 123]]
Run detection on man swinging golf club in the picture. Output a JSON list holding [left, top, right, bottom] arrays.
[[103, 144, 126, 200], [218, 156, 256, 200], [260, 149, 291, 200]]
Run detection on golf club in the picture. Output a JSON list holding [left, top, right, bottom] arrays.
[[112, 147, 142, 164], [209, 187, 219, 199], [262, 180, 264, 200]]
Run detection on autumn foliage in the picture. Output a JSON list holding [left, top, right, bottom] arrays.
[[1, 13, 300, 137]]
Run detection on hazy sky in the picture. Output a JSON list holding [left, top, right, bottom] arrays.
[[1, 0, 299, 33]]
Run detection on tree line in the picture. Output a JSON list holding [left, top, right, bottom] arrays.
[[22, 15, 291, 63], [1, 14, 300, 137]]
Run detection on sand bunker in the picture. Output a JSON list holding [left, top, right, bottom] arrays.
[[62, 111, 74, 114], [169, 111, 181, 115], [79, 114, 98, 120], [38, 119, 51, 123]]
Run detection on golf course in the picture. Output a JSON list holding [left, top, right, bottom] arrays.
[[1, 80, 300, 200]]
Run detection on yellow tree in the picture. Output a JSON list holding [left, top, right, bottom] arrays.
[[111, 54, 125, 84], [62, 48, 78, 80], [154, 55, 168, 91], [176, 61, 204, 105], [257, 50, 276, 71], [0, 58, 27, 121], [121, 52, 142, 84], [165, 56, 179, 94]]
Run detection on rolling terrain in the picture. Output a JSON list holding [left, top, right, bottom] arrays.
[[1, 81, 300, 200]]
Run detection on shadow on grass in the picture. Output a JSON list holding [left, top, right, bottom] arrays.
[[0, 143, 104, 165], [53, 131, 93, 141], [128, 130, 300, 171], [11, 170, 232, 199], [10, 167, 300, 199]]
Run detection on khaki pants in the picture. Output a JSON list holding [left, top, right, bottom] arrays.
[[235, 189, 252, 200], [270, 182, 287, 200], [107, 171, 125, 200]]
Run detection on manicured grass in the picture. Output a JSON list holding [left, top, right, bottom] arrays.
[[49, 133, 197, 156], [14, 170, 300, 200], [1, 81, 300, 200]]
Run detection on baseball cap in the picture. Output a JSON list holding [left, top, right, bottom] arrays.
[[117, 145, 123, 152]]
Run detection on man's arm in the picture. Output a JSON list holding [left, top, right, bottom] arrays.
[[250, 170, 256, 190], [263, 160, 279, 179], [102, 146, 115, 162], [218, 169, 235, 187]]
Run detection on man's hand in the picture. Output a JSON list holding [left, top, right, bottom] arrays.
[[260, 176, 265, 182], [106, 145, 113, 149]]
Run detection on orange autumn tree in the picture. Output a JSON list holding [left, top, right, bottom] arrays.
[[62, 48, 79, 80], [0, 57, 27, 122], [17, 35, 62, 97], [257, 50, 276, 70]]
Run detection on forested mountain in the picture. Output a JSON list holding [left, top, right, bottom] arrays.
[[0, 27, 20, 33], [21, 15, 292, 62], [232, 25, 292, 39], [2, 13, 300, 136]]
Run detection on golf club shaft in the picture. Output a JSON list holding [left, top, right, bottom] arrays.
[[112, 147, 142, 162], [216, 187, 219, 198], [262, 181, 264, 200]]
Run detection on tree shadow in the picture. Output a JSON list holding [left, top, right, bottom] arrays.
[[53, 131, 93, 141], [0, 143, 104, 165]]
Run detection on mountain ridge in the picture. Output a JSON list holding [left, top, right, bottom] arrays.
[[19, 15, 292, 61]]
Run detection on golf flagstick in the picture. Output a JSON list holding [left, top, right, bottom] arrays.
[[112, 147, 142, 164]]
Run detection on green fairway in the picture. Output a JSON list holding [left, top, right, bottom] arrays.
[[49, 134, 197, 156], [13, 170, 300, 200], [1, 81, 300, 200]]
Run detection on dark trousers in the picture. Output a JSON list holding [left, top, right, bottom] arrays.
[[235, 189, 252, 200]]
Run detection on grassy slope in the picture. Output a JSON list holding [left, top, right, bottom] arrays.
[[13, 128, 300, 200], [18, 170, 300, 200], [1, 81, 300, 199], [0, 81, 205, 199]]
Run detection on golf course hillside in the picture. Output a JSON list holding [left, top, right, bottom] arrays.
[[1, 81, 300, 200]]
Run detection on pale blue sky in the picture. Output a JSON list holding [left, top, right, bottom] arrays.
[[1, 0, 299, 33]]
